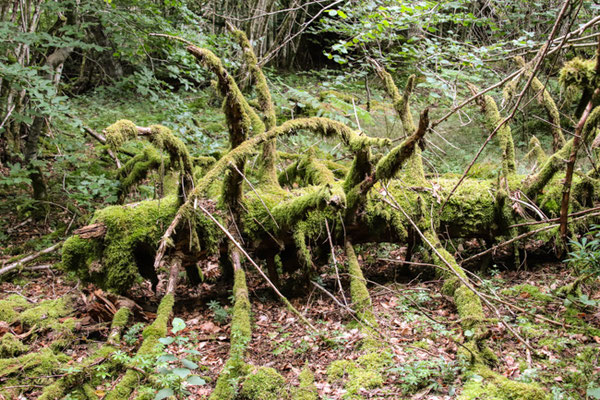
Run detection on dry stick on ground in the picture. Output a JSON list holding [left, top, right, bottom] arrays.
[[440, 0, 572, 212], [195, 202, 318, 333], [479, 292, 575, 330], [509, 205, 600, 228], [357, 276, 445, 325], [310, 280, 389, 341], [559, 39, 600, 240], [310, 281, 355, 315], [0, 241, 63, 276], [381, 184, 536, 353]]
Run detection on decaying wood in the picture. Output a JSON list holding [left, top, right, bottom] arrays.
[[73, 223, 106, 239]]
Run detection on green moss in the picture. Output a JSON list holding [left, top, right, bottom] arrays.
[[37, 343, 118, 400], [458, 366, 548, 400], [525, 136, 547, 166], [327, 358, 385, 399], [293, 367, 318, 400], [481, 94, 516, 176], [111, 307, 131, 330], [62, 195, 221, 294], [0, 333, 28, 357], [501, 284, 552, 302], [209, 267, 252, 400], [20, 297, 75, 332], [559, 56, 599, 91], [526, 107, 600, 199], [108, 306, 131, 343], [186, 117, 387, 205], [105, 120, 138, 151], [104, 294, 174, 400], [117, 145, 164, 199], [515, 56, 565, 150], [271, 184, 344, 229], [0, 294, 29, 323], [345, 241, 377, 329], [375, 131, 426, 182], [240, 367, 288, 400], [0, 348, 70, 384]]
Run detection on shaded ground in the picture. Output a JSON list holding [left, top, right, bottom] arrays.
[[0, 250, 599, 399]]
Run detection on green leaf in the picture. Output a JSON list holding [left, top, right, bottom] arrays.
[[186, 375, 206, 386], [171, 318, 186, 334], [327, 10, 338, 16], [588, 387, 600, 399], [172, 368, 191, 378], [464, 330, 474, 338], [157, 354, 177, 362], [158, 337, 175, 345], [154, 388, 174, 400], [181, 358, 199, 369]]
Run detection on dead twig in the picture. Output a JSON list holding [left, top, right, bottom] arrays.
[[0, 241, 63, 276]]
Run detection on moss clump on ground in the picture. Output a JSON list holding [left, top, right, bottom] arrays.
[[105, 119, 138, 151], [0, 348, 70, 398], [0, 294, 29, 323], [240, 366, 288, 400], [459, 366, 548, 400], [0, 333, 29, 357], [38, 344, 118, 400], [327, 355, 387, 400], [20, 297, 75, 332], [0, 295, 75, 338], [501, 284, 552, 302], [293, 367, 318, 400]]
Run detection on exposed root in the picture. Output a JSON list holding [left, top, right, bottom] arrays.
[[103, 254, 180, 400], [38, 306, 130, 400], [209, 250, 251, 400]]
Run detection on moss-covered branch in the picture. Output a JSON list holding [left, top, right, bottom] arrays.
[[104, 120, 195, 199], [229, 25, 279, 184], [371, 60, 426, 183], [525, 136, 547, 167], [375, 108, 429, 182], [468, 84, 516, 176], [104, 297, 174, 400], [209, 250, 252, 400], [117, 145, 164, 201], [515, 56, 565, 151], [525, 106, 600, 198]]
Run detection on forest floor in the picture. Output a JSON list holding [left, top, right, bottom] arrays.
[[1, 244, 599, 399]]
